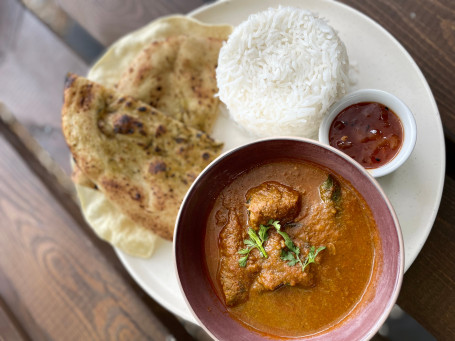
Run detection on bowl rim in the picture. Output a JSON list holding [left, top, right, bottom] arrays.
[[319, 89, 417, 177], [174, 136, 404, 341]]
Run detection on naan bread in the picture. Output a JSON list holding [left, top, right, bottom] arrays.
[[62, 74, 223, 240], [72, 159, 97, 189], [76, 183, 159, 258], [116, 35, 223, 133], [88, 15, 232, 88], [74, 17, 232, 191]]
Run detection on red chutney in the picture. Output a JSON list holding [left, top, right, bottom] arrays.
[[329, 102, 404, 169]]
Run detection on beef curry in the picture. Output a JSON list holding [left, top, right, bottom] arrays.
[[205, 160, 381, 338]]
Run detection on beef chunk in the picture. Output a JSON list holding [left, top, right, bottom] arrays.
[[219, 219, 315, 306], [219, 212, 260, 306], [246, 181, 300, 229], [219, 182, 314, 307], [251, 232, 315, 292]]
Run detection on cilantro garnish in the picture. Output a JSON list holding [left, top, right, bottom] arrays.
[[281, 245, 326, 272], [272, 220, 325, 272], [238, 219, 325, 272], [238, 223, 271, 267]]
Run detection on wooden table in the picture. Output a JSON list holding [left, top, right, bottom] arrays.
[[0, 0, 453, 340]]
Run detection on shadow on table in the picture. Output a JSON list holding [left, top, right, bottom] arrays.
[[379, 305, 435, 341]]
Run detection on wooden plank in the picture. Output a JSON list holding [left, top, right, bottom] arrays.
[[20, 0, 104, 64], [57, 0, 206, 46], [0, 134, 195, 340], [397, 176, 455, 341], [21, 0, 72, 37], [340, 0, 455, 140], [0, 295, 29, 341], [0, 1, 88, 176], [0, 103, 76, 202]]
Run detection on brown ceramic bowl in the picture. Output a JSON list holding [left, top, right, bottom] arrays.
[[174, 137, 404, 341]]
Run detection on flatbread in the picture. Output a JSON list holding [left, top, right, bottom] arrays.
[[73, 16, 232, 191], [76, 183, 159, 258], [62, 74, 223, 240], [88, 15, 232, 88], [116, 35, 223, 133], [72, 158, 97, 189]]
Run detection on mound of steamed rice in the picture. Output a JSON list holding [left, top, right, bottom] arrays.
[[216, 6, 349, 139]]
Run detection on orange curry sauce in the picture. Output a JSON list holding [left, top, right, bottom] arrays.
[[204, 161, 381, 338]]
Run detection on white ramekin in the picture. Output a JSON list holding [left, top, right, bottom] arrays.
[[319, 89, 417, 178]]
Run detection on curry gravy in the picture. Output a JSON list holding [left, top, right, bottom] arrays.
[[204, 161, 381, 338]]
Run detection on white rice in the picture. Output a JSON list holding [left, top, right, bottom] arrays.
[[216, 6, 349, 139]]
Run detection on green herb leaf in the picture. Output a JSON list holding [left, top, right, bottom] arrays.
[[276, 230, 299, 256], [271, 220, 281, 230], [321, 174, 333, 191], [301, 245, 326, 272], [238, 221, 275, 268], [332, 186, 341, 203], [320, 174, 341, 205], [271, 220, 326, 273], [238, 255, 248, 267], [247, 228, 260, 244], [237, 220, 326, 271], [272, 222, 304, 270], [281, 249, 299, 266], [258, 224, 271, 243], [309, 246, 326, 262], [244, 239, 256, 247], [238, 248, 250, 255], [248, 228, 268, 258]]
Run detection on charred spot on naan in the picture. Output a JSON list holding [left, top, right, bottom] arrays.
[[112, 114, 146, 135], [116, 35, 223, 133]]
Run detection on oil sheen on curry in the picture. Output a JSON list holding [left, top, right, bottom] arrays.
[[205, 161, 381, 337]]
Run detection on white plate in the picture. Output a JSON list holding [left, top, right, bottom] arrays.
[[114, 0, 445, 323]]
